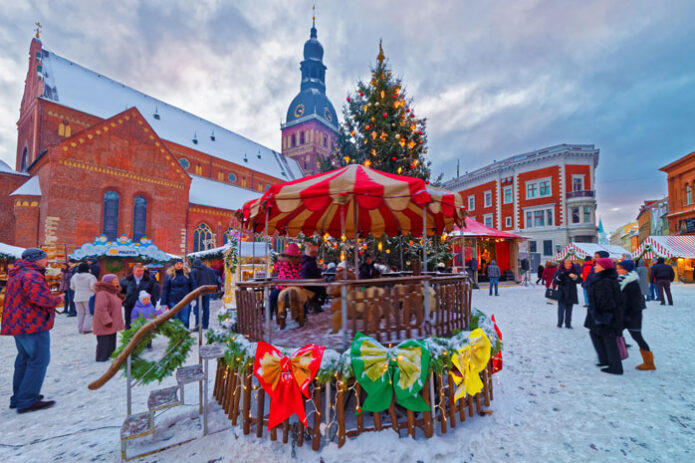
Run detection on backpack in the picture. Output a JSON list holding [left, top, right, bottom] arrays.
[[88, 294, 96, 315]]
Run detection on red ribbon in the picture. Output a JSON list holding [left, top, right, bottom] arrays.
[[253, 342, 324, 429], [491, 314, 503, 374]]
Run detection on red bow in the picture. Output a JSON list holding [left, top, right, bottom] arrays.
[[254, 342, 324, 429], [491, 314, 503, 374]]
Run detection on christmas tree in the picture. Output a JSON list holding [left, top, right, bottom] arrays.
[[323, 40, 431, 180]]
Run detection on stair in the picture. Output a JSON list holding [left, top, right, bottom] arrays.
[[120, 412, 153, 441], [147, 386, 180, 412], [176, 364, 204, 385]]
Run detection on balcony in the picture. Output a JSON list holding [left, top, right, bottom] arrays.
[[566, 190, 595, 199]]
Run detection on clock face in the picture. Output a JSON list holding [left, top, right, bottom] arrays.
[[323, 107, 333, 122], [294, 104, 305, 118]]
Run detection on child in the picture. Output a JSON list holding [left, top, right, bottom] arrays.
[[130, 291, 160, 323]]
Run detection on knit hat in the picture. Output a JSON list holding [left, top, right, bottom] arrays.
[[617, 260, 635, 272], [172, 257, 184, 264], [595, 251, 610, 258], [139, 290, 151, 303], [596, 258, 614, 270], [21, 248, 47, 262], [284, 243, 300, 257], [101, 273, 118, 283], [78, 262, 90, 273]]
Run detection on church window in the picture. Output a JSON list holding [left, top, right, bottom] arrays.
[[222, 228, 235, 245], [217, 171, 224, 181], [178, 158, 190, 169], [241, 177, 247, 188], [257, 184, 264, 192], [323, 136, 327, 147], [102, 190, 120, 240], [58, 121, 71, 137], [300, 131, 305, 144], [687, 184, 692, 205], [132, 196, 147, 240], [193, 223, 214, 252], [20, 148, 28, 172], [291, 134, 296, 147], [228, 172, 237, 183], [195, 164, 203, 175]]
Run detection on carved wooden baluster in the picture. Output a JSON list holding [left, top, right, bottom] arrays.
[[422, 377, 434, 438], [388, 401, 399, 436], [475, 392, 482, 415], [407, 410, 415, 438], [337, 379, 346, 448], [231, 368, 243, 424], [447, 372, 457, 428], [242, 367, 253, 435], [283, 420, 289, 443], [468, 391, 474, 417], [270, 424, 277, 441], [223, 366, 234, 414], [458, 392, 467, 422], [438, 374, 447, 434], [355, 383, 364, 435], [297, 421, 304, 447], [374, 411, 382, 431], [482, 367, 491, 407], [256, 388, 265, 438]]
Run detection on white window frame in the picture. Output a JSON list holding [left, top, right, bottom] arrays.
[[523, 204, 556, 229], [483, 213, 494, 228], [484, 190, 492, 208], [503, 186, 513, 204], [505, 216, 512, 228], [525, 177, 553, 200], [571, 175, 585, 192], [468, 195, 475, 211]]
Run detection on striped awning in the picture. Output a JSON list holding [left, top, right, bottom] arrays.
[[241, 165, 465, 239], [554, 242, 630, 261], [632, 235, 695, 260]]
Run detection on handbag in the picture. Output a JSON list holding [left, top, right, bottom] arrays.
[[617, 336, 628, 360], [88, 294, 96, 315], [545, 288, 560, 301]]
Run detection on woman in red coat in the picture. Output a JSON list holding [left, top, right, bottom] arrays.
[[92, 274, 125, 362]]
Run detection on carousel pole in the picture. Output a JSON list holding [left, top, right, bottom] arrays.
[[353, 201, 359, 275], [340, 201, 348, 350], [422, 205, 428, 273], [422, 204, 431, 334], [264, 207, 271, 342]]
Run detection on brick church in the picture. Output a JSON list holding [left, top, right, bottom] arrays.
[[0, 21, 338, 256]]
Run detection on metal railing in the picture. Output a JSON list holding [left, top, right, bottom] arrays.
[[566, 190, 595, 199]]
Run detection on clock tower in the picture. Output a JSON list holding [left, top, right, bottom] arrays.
[[281, 16, 338, 175]]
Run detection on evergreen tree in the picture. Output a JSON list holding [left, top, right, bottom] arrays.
[[323, 41, 431, 180]]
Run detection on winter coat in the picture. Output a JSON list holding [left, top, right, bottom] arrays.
[[70, 272, 97, 302], [635, 262, 649, 294], [161, 267, 196, 308], [90, 262, 101, 279], [542, 265, 557, 288], [537, 265, 544, 277], [587, 268, 623, 335], [92, 282, 125, 336], [191, 259, 219, 288], [553, 265, 582, 305], [581, 261, 594, 281], [1, 260, 62, 336], [650, 263, 675, 282], [486, 261, 501, 279], [301, 255, 322, 280], [618, 271, 646, 331], [359, 262, 380, 280], [121, 272, 160, 310], [59, 267, 71, 292], [130, 301, 159, 323], [274, 256, 301, 290]]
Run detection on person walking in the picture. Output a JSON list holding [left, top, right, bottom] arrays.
[[2, 248, 62, 413], [161, 258, 196, 329], [645, 262, 658, 301], [580, 257, 594, 307], [92, 274, 125, 362], [542, 262, 557, 289], [634, 260, 650, 302], [650, 257, 675, 306], [536, 263, 545, 285], [487, 260, 501, 296], [121, 263, 160, 330], [60, 262, 77, 317], [70, 262, 97, 334], [588, 258, 624, 375], [553, 259, 582, 328], [616, 260, 655, 370], [190, 258, 219, 330]]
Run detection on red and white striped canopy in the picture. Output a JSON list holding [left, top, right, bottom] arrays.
[[242, 165, 464, 238], [554, 242, 629, 261], [632, 235, 695, 260]]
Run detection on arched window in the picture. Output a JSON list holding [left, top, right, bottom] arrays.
[[687, 184, 692, 206], [133, 196, 147, 240], [20, 148, 28, 172], [103, 190, 120, 240], [300, 131, 305, 144], [193, 223, 214, 252], [222, 228, 235, 245]]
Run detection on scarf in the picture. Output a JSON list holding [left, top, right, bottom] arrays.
[[618, 271, 639, 291]]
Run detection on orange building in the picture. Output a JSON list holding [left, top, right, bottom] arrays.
[[661, 151, 695, 235]]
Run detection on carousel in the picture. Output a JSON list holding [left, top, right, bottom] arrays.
[[206, 165, 503, 450]]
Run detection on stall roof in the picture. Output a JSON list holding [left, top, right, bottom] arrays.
[[632, 235, 695, 260], [0, 242, 25, 259], [451, 218, 525, 240], [554, 242, 630, 261]]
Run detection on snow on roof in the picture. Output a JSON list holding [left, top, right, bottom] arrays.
[[189, 175, 262, 210], [39, 48, 303, 181], [187, 241, 270, 259], [0, 159, 27, 176], [0, 242, 25, 259], [10, 176, 41, 196]]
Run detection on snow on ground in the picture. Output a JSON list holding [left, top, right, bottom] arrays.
[[1, 285, 694, 462]]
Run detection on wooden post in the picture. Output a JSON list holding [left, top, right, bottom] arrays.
[[312, 383, 322, 451], [213, 360, 223, 401], [337, 380, 346, 448], [447, 373, 457, 428], [422, 378, 434, 438], [242, 367, 252, 435], [373, 412, 382, 431], [388, 401, 399, 436], [407, 410, 415, 438], [458, 392, 466, 422], [355, 384, 364, 435], [270, 425, 277, 441], [438, 374, 447, 434], [282, 420, 289, 443], [488, 361, 494, 401], [230, 369, 241, 423], [468, 393, 474, 417], [475, 393, 482, 415], [482, 368, 491, 407], [256, 388, 265, 438], [297, 421, 304, 447]]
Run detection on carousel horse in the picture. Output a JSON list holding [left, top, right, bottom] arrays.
[[276, 286, 308, 329]]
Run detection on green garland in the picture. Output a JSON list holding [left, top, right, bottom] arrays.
[[113, 317, 194, 384], [104, 257, 124, 273], [224, 238, 239, 274]]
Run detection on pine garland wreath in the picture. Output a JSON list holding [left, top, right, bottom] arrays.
[[104, 257, 124, 273], [113, 317, 194, 384]]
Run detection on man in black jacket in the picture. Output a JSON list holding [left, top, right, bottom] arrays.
[[301, 244, 325, 313], [588, 258, 624, 375], [190, 259, 219, 330], [650, 257, 675, 306], [121, 263, 160, 329]]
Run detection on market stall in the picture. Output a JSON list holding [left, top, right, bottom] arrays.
[[554, 242, 630, 262], [632, 235, 695, 282]]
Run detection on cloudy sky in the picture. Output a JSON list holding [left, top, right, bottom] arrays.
[[1, 0, 694, 232]]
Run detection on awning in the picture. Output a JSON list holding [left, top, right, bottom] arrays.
[[632, 235, 695, 260], [70, 235, 170, 262], [0, 242, 25, 260], [450, 218, 525, 240], [554, 242, 629, 261]]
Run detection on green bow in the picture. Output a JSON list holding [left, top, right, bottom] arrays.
[[350, 332, 430, 413]]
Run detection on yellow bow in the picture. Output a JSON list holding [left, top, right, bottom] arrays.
[[451, 328, 491, 401]]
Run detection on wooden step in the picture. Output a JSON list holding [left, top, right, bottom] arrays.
[[120, 412, 153, 441], [200, 344, 225, 359], [176, 364, 204, 385], [147, 386, 180, 412]]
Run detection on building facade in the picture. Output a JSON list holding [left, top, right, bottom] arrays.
[[0, 22, 337, 255], [661, 151, 695, 235], [610, 222, 638, 253], [443, 144, 599, 259], [636, 199, 669, 243]]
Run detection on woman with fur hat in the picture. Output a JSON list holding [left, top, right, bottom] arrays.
[[588, 258, 624, 375], [269, 243, 302, 319], [161, 258, 196, 329], [617, 260, 655, 370]]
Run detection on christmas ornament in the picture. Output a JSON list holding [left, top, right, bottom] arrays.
[[383, 112, 388, 118], [450, 329, 491, 401], [254, 342, 325, 429], [391, 156, 397, 161], [350, 332, 430, 413], [347, 97, 350, 102]]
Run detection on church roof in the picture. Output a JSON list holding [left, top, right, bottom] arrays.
[[38, 48, 302, 181], [0, 159, 27, 176], [189, 175, 262, 210], [10, 176, 41, 196]]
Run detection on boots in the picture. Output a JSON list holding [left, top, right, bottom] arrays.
[[636, 349, 656, 370]]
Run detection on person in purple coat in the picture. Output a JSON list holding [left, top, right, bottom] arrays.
[[130, 291, 159, 323]]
